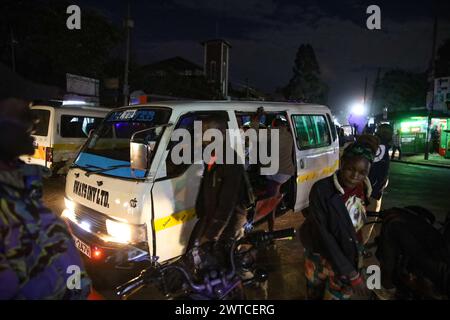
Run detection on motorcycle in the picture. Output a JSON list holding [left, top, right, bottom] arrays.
[[366, 206, 450, 300], [116, 228, 296, 300]]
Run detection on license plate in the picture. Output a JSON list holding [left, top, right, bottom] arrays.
[[73, 235, 92, 258]]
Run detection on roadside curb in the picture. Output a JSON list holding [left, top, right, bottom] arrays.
[[391, 159, 450, 170]]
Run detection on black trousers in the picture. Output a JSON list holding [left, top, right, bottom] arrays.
[[391, 146, 402, 160]]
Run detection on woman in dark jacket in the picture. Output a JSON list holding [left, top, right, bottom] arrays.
[[300, 135, 379, 300]]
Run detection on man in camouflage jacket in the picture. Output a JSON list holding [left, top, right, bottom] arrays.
[[0, 98, 91, 299]]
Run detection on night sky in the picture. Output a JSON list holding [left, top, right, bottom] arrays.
[[75, 0, 450, 119]]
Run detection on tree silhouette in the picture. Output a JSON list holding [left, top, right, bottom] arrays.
[[283, 44, 328, 104], [372, 69, 427, 113]]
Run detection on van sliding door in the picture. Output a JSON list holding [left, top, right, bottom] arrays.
[[289, 113, 334, 211]]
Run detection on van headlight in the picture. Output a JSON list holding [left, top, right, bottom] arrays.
[[62, 197, 76, 222], [105, 219, 146, 244]]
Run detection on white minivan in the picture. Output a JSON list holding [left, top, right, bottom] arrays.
[[21, 104, 110, 175], [62, 101, 339, 266]]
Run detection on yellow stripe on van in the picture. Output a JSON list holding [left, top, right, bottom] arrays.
[[154, 208, 197, 232], [32, 146, 46, 160], [53, 143, 83, 151], [297, 159, 339, 184], [31, 143, 81, 160]]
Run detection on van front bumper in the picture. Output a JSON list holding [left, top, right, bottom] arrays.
[[64, 217, 150, 266]]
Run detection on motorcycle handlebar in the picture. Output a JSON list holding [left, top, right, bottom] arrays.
[[242, 228, 296, 245], [266, 227, 296, 240]]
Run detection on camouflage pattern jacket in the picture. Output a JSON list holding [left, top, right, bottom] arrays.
[[0, 163, 91, 299]]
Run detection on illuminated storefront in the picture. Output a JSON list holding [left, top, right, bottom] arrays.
[[397, 116, 449, 156], [441, 119, 450, 158]]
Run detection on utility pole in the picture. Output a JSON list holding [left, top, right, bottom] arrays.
[[371, 68, 381, 117], [123, 0, 133, 106], [425, 14, 438, 160], [245, 78, 249, 99]]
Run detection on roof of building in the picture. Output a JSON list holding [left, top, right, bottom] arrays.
[[141, 56, 203, 73]]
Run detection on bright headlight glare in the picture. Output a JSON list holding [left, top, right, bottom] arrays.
[[64, 197, 75, 212], [106, 219, 132, 244], [63, 198, 76, 222]]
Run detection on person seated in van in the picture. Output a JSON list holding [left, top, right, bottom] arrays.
[[188, 116, 250, 269], [248, 108, 295, 195], [264, 117, 296, 231], [249, 108, 296, 231], [265, 117, 296, 195], [299, 135, 379, 300], [0, 98, 91, 299]]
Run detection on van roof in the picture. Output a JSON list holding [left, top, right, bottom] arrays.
[[31, 104, 111, 113], [114, 100, 331, 113]]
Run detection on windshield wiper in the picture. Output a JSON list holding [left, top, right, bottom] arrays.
[[69, 163, 103, 171], [69, 163, 119, 176], [85, 164, 131, 177]]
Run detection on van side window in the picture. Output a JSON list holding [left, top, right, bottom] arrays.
[[291, 115, 331, 149], [311, 115, 331, 147], [31, 109, 50, 136], [61, 115, 103, 138], [165, 111, 229, 179], [326, 113, 337, 141], [291, 115, 315, 149]]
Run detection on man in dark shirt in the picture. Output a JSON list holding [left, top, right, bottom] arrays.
[[189, 117, 249, 252]]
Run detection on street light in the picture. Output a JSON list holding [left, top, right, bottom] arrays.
[[350, 101, 367, 116]]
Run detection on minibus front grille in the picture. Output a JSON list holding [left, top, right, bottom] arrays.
[[73, 204, 108, 235]]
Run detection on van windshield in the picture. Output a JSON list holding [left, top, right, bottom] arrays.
[[74, 108, 171, 179]]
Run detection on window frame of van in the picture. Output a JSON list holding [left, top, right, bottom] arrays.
[[235, 111, 289, 129], [291, 114, 332, 150], [160, 110, 230, 181], [326, 113, 338, 142]]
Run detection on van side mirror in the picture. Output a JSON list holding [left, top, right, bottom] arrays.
[[129, 123, 172, 172], [130, 141, 156, 171]]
